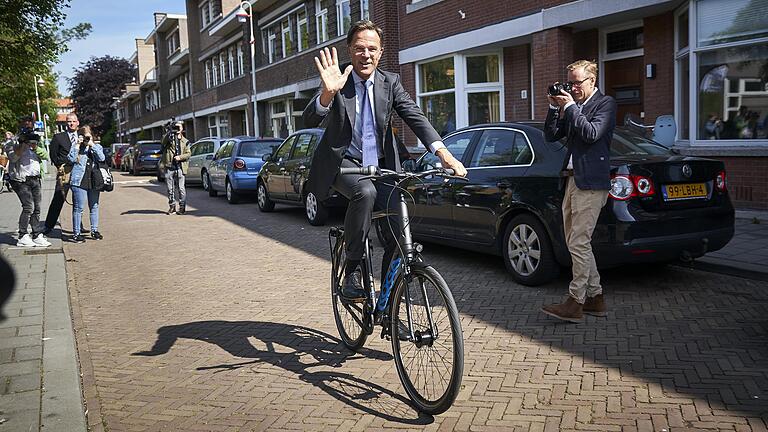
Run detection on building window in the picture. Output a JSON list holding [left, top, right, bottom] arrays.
[[208, 115, 230, 137], [315, 0, 329, 44], [417, 53, 503, 136], [237, 42, 244, 76], [297, 9, 309, 52], [361, 0, 369, 19], [167, 30, 180, 56], [336, 0, 351, 36], [205, 60, 212, 89], [219, 52, 226, 82], [281, 18, 293, 58], [170, 84, 176, 103], [228, 46, 235, 79], [268, 28, 277, 63], [200, 1, 214, 29], [675, 1, 768, 142], [211, 57, 219, 86]]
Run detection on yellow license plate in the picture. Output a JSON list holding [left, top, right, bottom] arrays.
[[664, 183, 707, 200], [149, 154, 160, 158]]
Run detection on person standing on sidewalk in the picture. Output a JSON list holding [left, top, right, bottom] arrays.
[[42, 113, 84, 235], [7, 131, 51, 247], [68, 126, 105, 243], [541, 59, 617, 323], [160, 121, 191, 215]]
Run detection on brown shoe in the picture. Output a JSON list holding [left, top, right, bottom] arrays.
[[583, 294, 607, 317], [541, 297, 583, 323]]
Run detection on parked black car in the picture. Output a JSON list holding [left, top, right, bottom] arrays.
[[402, 122, 734, 286], [130, 141, 163, 175], [256, 128, 346, 225]]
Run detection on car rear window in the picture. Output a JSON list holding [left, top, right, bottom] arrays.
[[238, 141, 279, 157], [139, 143, 162, 152], [611, 128, 672, 156]]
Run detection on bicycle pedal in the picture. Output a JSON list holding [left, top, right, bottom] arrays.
[[380, 326, 390, 341]]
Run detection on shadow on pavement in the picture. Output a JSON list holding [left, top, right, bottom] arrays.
[[120, 209, 169, 215], [133, 320, 432, 425], [134, 181, 768, 420]]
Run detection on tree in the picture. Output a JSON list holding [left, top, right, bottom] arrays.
[[69, 56, 136, 137], [0, 0, 91, 132]]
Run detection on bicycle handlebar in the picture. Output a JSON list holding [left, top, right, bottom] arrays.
[[339, 165, 461, 179]]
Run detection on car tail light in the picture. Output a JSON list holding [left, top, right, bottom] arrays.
[[716, 170, 727, 192], [609, 174, 655, 200], [233, 159, 246, 170]]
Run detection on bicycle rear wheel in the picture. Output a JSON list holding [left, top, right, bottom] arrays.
[[330, 232, 368, 351], [390, 263, 464, 414]]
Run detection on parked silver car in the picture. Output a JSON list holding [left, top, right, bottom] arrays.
[[186, 137, 226, 190]]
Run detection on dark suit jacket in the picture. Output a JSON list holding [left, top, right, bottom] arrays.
[[544, 90, 617, 190], [49, 131, 75, 167], [302, 67, 441, 200]]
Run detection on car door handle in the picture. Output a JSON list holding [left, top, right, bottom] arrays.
[[297, 165, 306, 171], [497, 181, 511, 189], [455, 192, 471, 197]]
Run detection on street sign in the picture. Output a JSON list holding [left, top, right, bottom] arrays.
[[34, 121, 44, 131]]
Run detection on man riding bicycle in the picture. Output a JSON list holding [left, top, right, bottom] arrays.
[[302, 20, 467, 302]]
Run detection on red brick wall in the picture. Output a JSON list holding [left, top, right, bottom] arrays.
[[643, 12, 675, 125], [504, 45, 531, 121], [532, 27, 574, 119], [714, 157, 768, 210]]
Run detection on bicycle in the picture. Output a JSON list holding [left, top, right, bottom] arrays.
[[329, 165, 465, 415]]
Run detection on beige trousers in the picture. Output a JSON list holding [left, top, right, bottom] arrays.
[[562, 177, 608, 303]]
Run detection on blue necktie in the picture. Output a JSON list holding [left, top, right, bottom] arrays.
[[359, 80, 378, 168]]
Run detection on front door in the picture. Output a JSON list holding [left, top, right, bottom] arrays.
[[603, 56, 644, 126]]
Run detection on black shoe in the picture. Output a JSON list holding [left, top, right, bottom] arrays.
[[91, 231, 103, 240], [177, 204, 186, 215], [41, 225, 53, 235], [80, 225, 89, 234], [167, 205, 176, 215], [340, 271, 366, 302], [71, 234, 86, 243]]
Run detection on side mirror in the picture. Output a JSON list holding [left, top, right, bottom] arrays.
[[402, 159, 417, 172], [262, 153, 272, 162], [205, 154, 214, 160]]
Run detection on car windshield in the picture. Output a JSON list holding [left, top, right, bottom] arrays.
[[139, 143, 162, 153], [239, 141, 278, 157], [611, 127, 672, 156]]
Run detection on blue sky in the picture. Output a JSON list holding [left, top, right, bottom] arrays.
[[55, 0, 186, 95]]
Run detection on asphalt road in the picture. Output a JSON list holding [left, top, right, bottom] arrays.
[[62, 171, 768, 432]]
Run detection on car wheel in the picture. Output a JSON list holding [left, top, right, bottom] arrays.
[[202, 171, 210, 191], [225, 179, 239, 204], [257, 182, 274, 212], [502, 214, 559, 286], [305, 191, 328, 226]]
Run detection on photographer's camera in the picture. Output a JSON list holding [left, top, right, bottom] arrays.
[[548, 82, 573, 97]]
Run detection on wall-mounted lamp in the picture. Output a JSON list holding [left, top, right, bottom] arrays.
[[646, 63, 656, 79]]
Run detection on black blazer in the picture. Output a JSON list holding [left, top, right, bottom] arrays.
[[303, 67, 441, 200], [49, 131, 75, 167], [544, 90, 617, 190]]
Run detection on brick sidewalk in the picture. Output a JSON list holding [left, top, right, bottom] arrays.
[[0, 174, 87, 431], [63, 173, 768, 432]]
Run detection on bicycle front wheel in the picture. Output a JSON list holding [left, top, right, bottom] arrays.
[[330, 233, 368, 351], [390, 264, 464, 414]]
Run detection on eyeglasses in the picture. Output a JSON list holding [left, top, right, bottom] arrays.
[[567, 76, 595, 87]]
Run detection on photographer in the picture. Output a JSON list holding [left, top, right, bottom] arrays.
[[160, 121, 191, 215], [7, 131, 50, 247], [540, 60, 617, 323], [68, 126, 105, 243]]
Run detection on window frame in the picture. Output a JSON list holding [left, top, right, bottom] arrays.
[[316, 0, 329, 44], [466, 128, 535, 169], [336, 0, 351, 36]]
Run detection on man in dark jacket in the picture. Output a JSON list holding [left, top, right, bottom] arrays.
[[42, 113, 83, 234], [541, 60, 617, 323], [160, 122, 191, 214], [303, 20, 466, 301]]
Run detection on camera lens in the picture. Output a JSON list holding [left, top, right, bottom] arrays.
[[548, 83, 563, 97]]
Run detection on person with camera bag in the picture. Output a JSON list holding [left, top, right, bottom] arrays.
[[541, 60, 617, 323], [42, 113, 86, 235], [7, 131, 50, 247], [160, 121, 191, 215], [67, 126, 105, 243]]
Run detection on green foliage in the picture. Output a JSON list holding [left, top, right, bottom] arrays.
[[136, 129, 148, 141], [69, 56, 136, 137], [0, 0, 91, 132], [100, 117, 116, 146]]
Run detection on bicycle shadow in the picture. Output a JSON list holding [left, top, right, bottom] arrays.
[[133, 320, 433, 425]]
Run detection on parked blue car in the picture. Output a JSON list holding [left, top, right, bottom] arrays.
[[207, 136, 283, 204]]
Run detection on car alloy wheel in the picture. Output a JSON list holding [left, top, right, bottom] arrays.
[[202, 172, 210, 191], [257, 182, 274, 212], [502, 214, 558, 286], [226, 180, 239, 204], [305, 191, 328, 226]]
